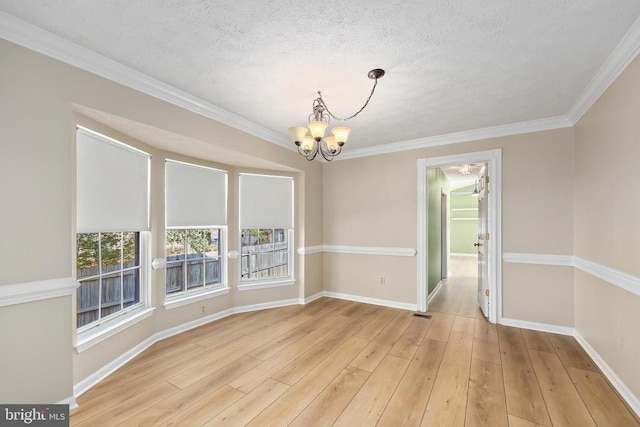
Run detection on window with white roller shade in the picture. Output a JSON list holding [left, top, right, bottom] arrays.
[[239, 174, 293, 229], [165, 160, 227, 227], [239, 174, 294, 283], [76, 127, 150, 233]]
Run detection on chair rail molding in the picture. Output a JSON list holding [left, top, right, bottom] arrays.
[[0, 277, 79, 307]]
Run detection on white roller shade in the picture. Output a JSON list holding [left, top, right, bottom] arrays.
[[240, 174, 293, 229], [165, 160, 227, 227], [77, 127, 150, 233]]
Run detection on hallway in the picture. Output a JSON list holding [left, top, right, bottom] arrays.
[[429, 255, 484, 319]]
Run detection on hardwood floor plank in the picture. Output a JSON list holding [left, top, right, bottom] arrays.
[[228, 315, 351, 393], [421, 329, 474, 427], [507, 415, 547, 427], [546, 333, 598, 372], [528, 350, 596, 426], [166, 337, 264, 389], [349, 339, 392, 372], [246, 336, 370, 426], [354, 307, 402, 341], [166, 354, 261, 402], [373, 310, 414, 346], [424, 312, 455, 342], [247, 314, 326, 361], [378, 338, 446, 427], [74, 382, 179, 427], [159, 385, 245, 427], [388, 315, 432, 360], [203, 379, 289, 426], [472, 318, 501, 365], [289, 366, 370, 427], [566, 367, 640, 427], [498, 326, 551, 426], [334, 355, 410, 426], [520, 330, 554, 353], [271, 316, 367, 386], [78, 343, 208, 403], [466, 358, 508, 427]]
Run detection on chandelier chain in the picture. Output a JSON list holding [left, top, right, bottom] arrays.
[[317, 77, 379, 121]]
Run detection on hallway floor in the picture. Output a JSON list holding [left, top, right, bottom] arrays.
[[428, 254, 484, 319]]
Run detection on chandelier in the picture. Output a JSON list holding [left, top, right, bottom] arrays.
[[288, 69, 385, 161]]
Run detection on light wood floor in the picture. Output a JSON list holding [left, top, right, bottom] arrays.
[[72, 258, 640, 426]]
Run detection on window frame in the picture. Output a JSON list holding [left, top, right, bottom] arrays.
[[75, 231, 153, 352]]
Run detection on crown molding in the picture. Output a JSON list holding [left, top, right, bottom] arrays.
[[0, 11, 291, 151], [567, 15, 640, 123], [338, 116, 573, 160], [4, 9, 640, 160]]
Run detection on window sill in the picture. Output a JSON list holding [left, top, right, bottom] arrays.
[[75, 307, 155, 353], [164, 286, 230, 310], [237, 279, 296, 291]]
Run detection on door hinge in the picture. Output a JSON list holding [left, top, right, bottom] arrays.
[[485, 232, 490, 240], [485, 289, 490, 297], [485, 176, 490, 184]]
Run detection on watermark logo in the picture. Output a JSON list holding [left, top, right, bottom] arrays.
[[1, 405, 68, 426]]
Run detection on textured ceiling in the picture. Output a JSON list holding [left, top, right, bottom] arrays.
[[2, 1, 640, 151]]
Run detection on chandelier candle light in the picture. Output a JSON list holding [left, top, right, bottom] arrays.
[[289, 69, 385, 161]]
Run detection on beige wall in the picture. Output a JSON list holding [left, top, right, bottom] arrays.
[[323, 128, 575, 325], [0, 39, 323, 401], [574, 54, 640, 397]]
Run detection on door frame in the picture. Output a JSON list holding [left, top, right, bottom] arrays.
[[417, 149, 502, 323]]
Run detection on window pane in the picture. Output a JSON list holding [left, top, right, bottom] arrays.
[[241, 229, 259, 253], [166, 261, 184, 294], [77, 279, 99, 328], [101, 232, 122, 273], [186, 229, 204, 259], [187, 259, 204, 289], [122, 268, 140, 307], [76, 233, 99, 278], [101, 273, 122, 317], [205, 259, 220, 284], [204, 229, 219, 260], [166, 229, 185, 261], [259, 229, 274, 251], [123, 232, 139, 269]]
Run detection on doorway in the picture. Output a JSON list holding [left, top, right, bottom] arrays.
[[416, 149, 502, 324]]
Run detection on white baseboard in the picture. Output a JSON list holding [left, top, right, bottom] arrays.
[[574, 331, 640, 417], [322, 291, 417, 311], [499, 317, 574, 336], [428, 280, 445, 303], [57, 396, 77, 410], [302, 292, 324, 304]]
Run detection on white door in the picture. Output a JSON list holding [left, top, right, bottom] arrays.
[[476, 165, 490, 317]]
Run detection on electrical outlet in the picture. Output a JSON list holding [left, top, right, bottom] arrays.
[[201, 306, 205, 314], [379, 276, 385, 285]]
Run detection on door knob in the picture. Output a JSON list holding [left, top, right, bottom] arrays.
[[473, 242, 482, 247]]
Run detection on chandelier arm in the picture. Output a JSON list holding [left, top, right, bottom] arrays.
[[319, 143, 342, 161], [298, 144, 318, 161], [317, 77, 379, 121]]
